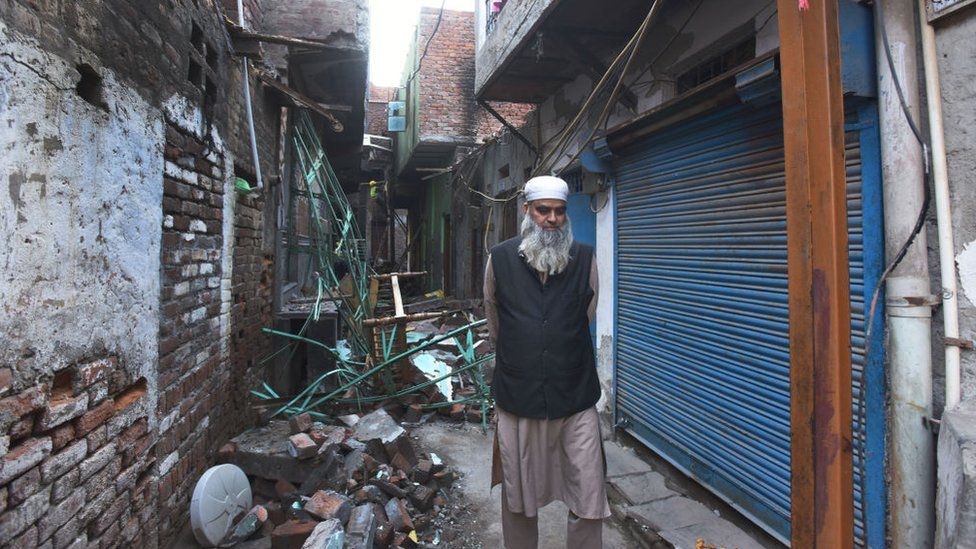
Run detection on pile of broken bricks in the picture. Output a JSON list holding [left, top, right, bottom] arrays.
[[214, 406, 460, 548]]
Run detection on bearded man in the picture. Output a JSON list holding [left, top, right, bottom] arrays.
[[483, 176, 608, 549]]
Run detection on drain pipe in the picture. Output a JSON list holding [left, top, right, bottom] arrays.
[[238, 0, 264, 191], [876, 1, 935, 547], [917, 0, 962, 411]]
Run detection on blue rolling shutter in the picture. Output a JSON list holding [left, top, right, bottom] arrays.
[[613, 101, 877, 545]]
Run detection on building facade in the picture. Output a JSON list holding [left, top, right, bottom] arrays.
[[391, 7, 531, 295], [453, 0, 976, 546], [0, 1, 369, 546]]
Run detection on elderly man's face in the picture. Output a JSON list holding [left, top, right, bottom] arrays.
[[524, 199, 567, 231]]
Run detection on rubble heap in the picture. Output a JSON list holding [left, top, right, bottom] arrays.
[[215, 407, 465, 548]]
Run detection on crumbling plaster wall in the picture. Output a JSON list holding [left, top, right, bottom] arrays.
[[0, 0, 288, 545], [0, 20, 163, 413], [933, 10, 976, 407]]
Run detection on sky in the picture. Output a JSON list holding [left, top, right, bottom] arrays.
[[369, 0, 475, 87]]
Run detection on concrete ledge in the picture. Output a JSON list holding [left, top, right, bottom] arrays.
[[937, 398, 976, 549]]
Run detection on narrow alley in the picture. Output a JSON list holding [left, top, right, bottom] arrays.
[[1, 1, 975, 548]]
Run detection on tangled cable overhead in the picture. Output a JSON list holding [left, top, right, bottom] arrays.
[[534, 0, 664, 177]]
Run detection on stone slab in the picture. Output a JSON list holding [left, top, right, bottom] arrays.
[[229, 421, 327, 484], [625, 496, 717, 532], [658, 516, 766, 549], [301, 518, 343, 549], [604, 440, 650, 478], [608, 470, 674, 506], [937, 399, 976, 548], [352, 409, 405, 445]]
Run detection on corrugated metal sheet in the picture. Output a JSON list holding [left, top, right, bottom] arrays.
[[613, 102, 873, 545]]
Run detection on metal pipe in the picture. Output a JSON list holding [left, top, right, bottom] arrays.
[[875, 1, 934, 546], [917, 0, 961, 411], [238, 0, 264, 191]]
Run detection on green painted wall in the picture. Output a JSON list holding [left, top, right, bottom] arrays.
[[395, 25, 421, 176], [420, 173, 453, 292]]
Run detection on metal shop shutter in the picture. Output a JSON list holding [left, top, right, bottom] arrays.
[[613, 102, 877, 544]]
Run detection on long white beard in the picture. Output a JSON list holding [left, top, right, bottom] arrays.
[[518, 211, 574, 275]]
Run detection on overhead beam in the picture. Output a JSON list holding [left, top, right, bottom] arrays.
[[777, 1, 853, 547], [256, 71, 344, 132], [503, 72, 577, 83], [550, 25, 632, 41], [226, 23, 336, 52]]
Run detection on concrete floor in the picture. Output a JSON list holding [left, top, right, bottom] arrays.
[[412, 420, 633, 549]]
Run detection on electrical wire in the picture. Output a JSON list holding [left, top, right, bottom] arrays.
[[620, 0, 710, 102], [554, 1, 661, 177], [590, 189, 611, 214], [405, 0, 447, 84], [533, 1, 663, 176]]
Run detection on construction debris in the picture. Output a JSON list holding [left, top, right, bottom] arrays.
[[214, 112, 496, 548], [216, 406, 470, 548]]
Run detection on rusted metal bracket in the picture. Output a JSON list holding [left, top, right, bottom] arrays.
[[945, 337, 975, 350], [902, 294, 941, 307]]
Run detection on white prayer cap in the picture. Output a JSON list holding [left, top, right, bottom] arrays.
[[523, 175, 569, 203]]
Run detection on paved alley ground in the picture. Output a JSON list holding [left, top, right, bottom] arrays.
[[414, 419, 779, 549], [412, 421, 634, 548]]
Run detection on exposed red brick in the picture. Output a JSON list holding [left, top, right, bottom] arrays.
[[50, 423, 75, 451], [0, 368, 11, 393], [0, 385, 48, 425], [0, 437, 52, 485], [74, 399, 115, 435], [75, 357, 116, 391], [9, 416, 35, 440], [270, 520, 317, 549], [114, 379, 147, 413]]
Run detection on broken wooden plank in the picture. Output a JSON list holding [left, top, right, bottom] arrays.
[[256, 71, 344, 132], [226, 22, 336, 51], [362, 311, 453, 328], [370, 272, 428, 281], [391, 275, 405, 318]]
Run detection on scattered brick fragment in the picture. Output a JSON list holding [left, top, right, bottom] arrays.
[[288, 413, 313, 434], [287, 433, 317, 460], [384, 498, 414, 533], [303, 490, 352, 523]]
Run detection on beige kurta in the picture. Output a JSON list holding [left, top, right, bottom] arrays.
[[484, 255, 610, 520]]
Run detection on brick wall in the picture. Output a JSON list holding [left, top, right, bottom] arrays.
[[0, 0, 287, 547], [157, 122, 230, 545], [229, 195, 274, 437], [368, 83, 398, 136], [0, 363, 155, 547], [416, 8, 533, 143]]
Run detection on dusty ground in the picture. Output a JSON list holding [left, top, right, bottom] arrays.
[[411, 420, 634, 548]]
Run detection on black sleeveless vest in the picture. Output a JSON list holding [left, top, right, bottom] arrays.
[[490, 237, 600, 419]]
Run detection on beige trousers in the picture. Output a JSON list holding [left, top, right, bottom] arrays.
[[501, 486, 603, 549]]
